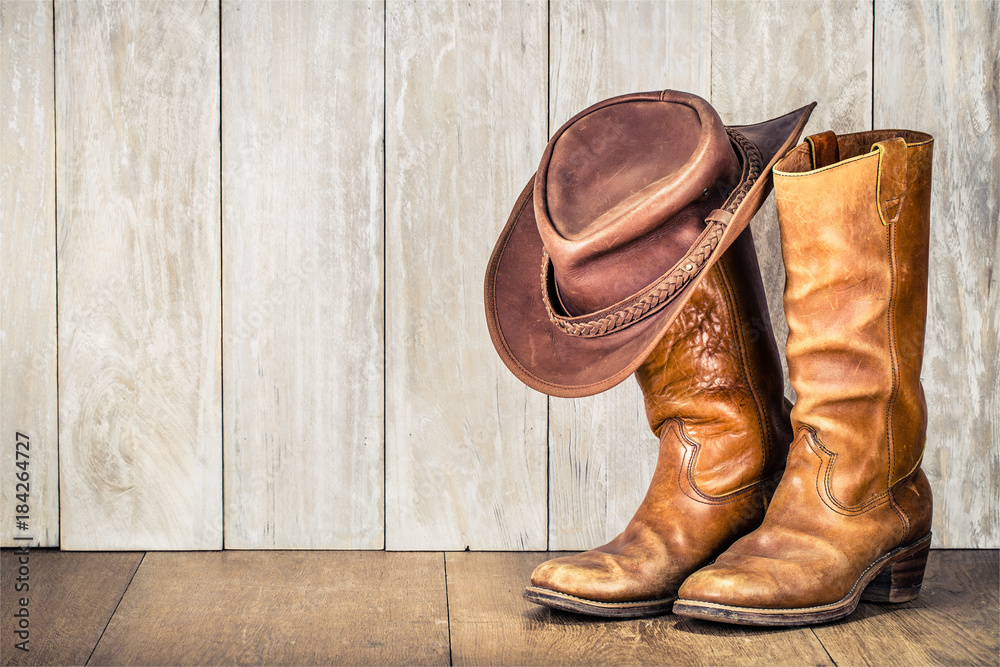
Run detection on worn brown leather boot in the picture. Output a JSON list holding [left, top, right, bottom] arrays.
[[674, 130, 934, 626], [524, 227, 793, 618]]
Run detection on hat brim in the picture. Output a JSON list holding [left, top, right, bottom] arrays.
[[484, 102, 815, 398]]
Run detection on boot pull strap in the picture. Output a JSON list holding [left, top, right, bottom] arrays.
[[805, 131, 839, 169], [872, 137, 908, 226]]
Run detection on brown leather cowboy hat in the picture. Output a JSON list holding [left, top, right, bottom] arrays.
[[484, 89, 814, 398]]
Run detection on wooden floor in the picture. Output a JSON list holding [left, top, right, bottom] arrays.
[[1, 550, 996, 666]]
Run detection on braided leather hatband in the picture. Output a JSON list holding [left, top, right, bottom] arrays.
[[540, 128, 762, 338]]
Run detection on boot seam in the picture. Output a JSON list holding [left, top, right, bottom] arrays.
[[715, 257, 771, 507], [889, 488, 911, 538], [804, 426, 925, 517], [806, 427, 890, 515], [526, 586, 677, 607], [885, 207, 902, 499], [673, 420, 768, 505], [890, 459, 930, 543]]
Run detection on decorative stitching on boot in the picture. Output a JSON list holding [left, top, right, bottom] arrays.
[[715, 256, 773, 507], [528, 587, 676, 607], [672, 420, 767, 505]]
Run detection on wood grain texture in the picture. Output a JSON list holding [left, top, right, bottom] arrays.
[[814, 550, 1000, 666], [385, 0, 548, 550], [55, 0, 221, 549], [711, 0, 874, 399], [89, 551, 450, 666], [875, 0, 999, 548], [546, 0, 712, 551], [0, 549, 143, 666], [222, 1, 384, 549], [1, 0, 58, 547], [549, 0, 711, 129], [446, 551, 833, 666]]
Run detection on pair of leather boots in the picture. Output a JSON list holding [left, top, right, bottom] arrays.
[[525, 129, 934, 626]]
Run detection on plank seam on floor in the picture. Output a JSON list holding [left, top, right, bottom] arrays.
[[813, 626, 838, 666], [443, 552, 454, 666], [85, 552, 145, 666]]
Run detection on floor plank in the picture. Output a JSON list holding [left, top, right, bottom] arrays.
[[0, 549, 142, 666], [87, 551, 449, 666], [446, 552, 832, 666], [813, 550, 999, 666]]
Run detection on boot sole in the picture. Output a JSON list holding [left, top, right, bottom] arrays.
[[672, 533, 932, 626], [523, 586, 676, 618]]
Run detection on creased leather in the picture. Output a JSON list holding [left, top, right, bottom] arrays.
[[529, 228, 792, 603], [678, 130, 934, 611], [483, 93, 815, 398], [537, 91, 740, 316]]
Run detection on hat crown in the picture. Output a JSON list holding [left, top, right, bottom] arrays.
[[535, 90, 740, 316]]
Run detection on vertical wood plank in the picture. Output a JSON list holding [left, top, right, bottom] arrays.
[[222, 1, 384, 548], [547, 0, 711, 550], [875, 0, 999, 548], [385, 0, 548, 549], [1, 0, 58, 547], [56, 0, 221, 549], [712, 0, 874, 398]]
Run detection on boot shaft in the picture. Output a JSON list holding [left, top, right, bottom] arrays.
[[773, 130, 933, 504], [634, 227, 791, 496]]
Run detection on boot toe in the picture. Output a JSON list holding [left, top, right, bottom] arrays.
[[529, 552, 627, 601], [678, 562, 785, 609], [531, 549, 683, 603]]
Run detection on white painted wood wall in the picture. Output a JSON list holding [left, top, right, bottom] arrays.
[[2, 0, 997, 550]]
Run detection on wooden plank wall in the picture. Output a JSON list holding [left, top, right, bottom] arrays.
[[1, 0, 996, 550]]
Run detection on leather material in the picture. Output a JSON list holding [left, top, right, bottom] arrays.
[[528, 227, 792, 604], [678, 130, 934, 611], [538, 92, 741, 315], [806, 130, 839, 169], [484, 90, 815, 398]]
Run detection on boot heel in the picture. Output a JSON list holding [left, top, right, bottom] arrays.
[[861, 539, 930, 603]]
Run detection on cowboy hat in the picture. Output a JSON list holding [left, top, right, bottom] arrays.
[[484, 89, 814, 398]]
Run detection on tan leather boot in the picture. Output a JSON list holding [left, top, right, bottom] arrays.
[[674, 130, 934, 626], [524, 227, 793, 618]]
